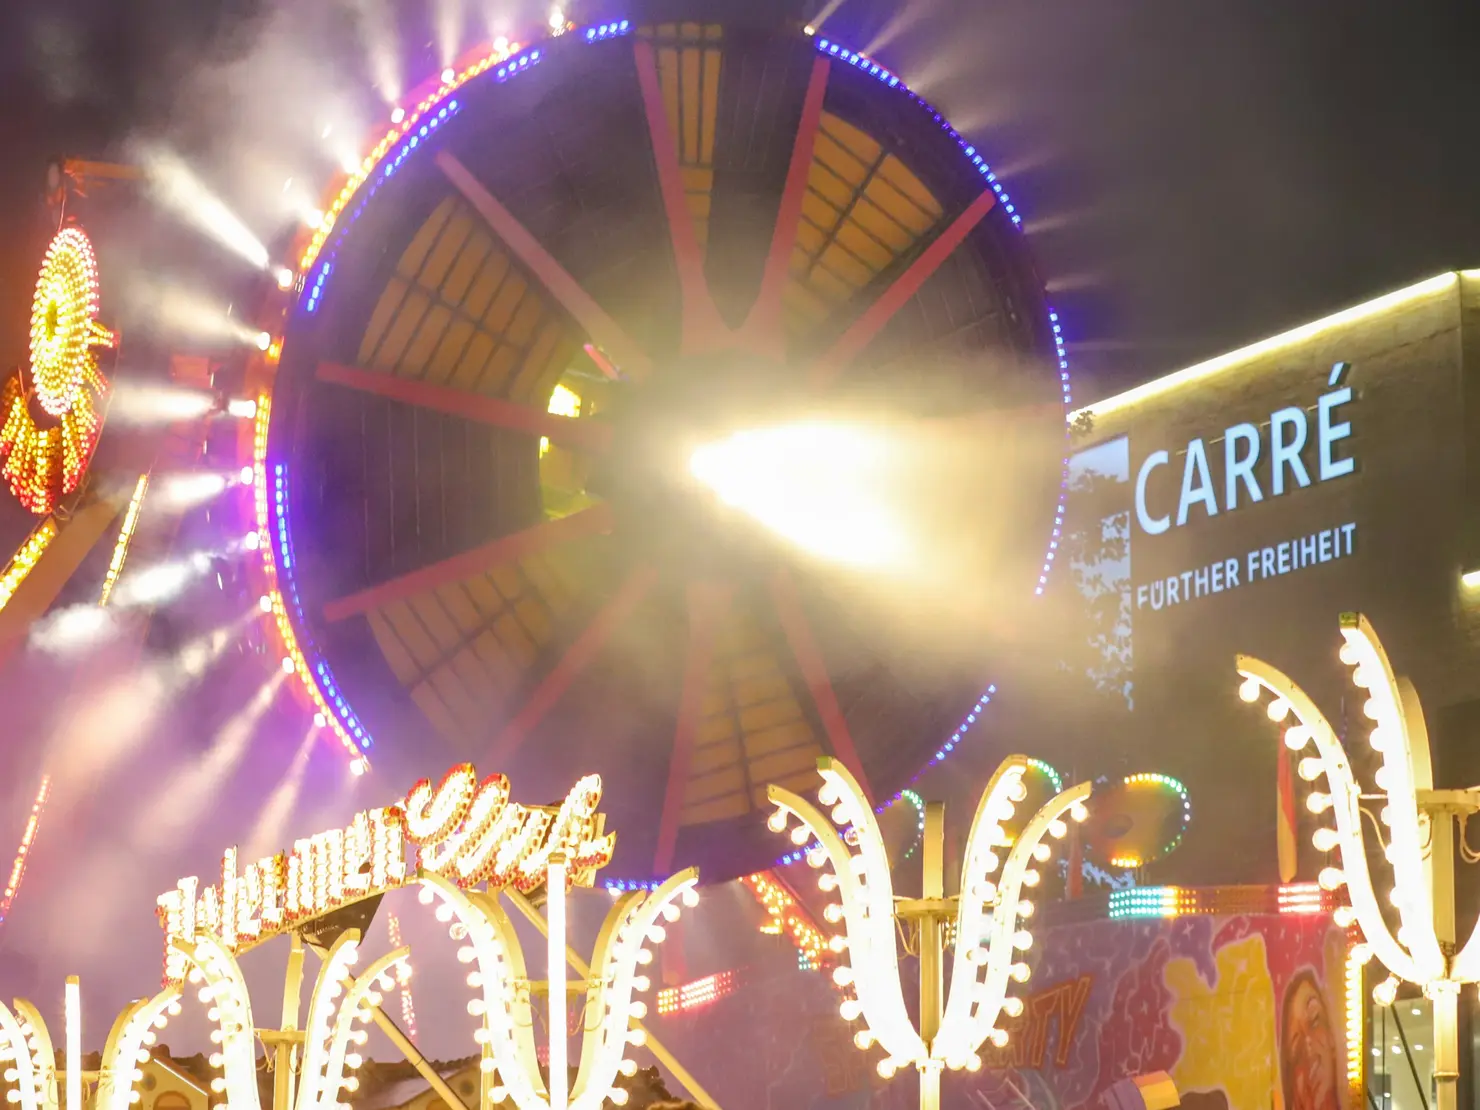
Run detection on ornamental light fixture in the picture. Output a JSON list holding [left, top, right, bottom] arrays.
[[417, 864, 699, 1110], [1, 226, 116, 514], [0, 979, 181, 1110], [767, 756, 1090, 1110], [1238, 612, 1480, 1110]]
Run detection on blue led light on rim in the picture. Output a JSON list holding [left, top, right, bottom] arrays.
[[272, 462, 373, 751], [301, 18, 643, 318]]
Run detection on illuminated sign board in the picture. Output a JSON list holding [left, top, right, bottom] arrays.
[[1132, 363, 1357, 537], [155, 765, 613, 983], [1133, 521, 1357, 613], [1120, 363, 1362, 614]]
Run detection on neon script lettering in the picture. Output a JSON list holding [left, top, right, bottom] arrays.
[[156, 764, 613, 984]]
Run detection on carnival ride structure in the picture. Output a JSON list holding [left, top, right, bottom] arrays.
[[241, 5, 1075, 885]]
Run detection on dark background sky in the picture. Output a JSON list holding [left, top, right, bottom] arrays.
[[2, 0, 1480, 402]]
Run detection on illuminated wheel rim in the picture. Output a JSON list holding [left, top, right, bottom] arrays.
[[0, 227, 113, 515], [260, 15, 1073, 882], [30, 229, 107, 418]]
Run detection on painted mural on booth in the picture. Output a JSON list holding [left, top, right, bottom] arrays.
[[971, 914, 1349, 1110], [655, 912, 1349, 1110]]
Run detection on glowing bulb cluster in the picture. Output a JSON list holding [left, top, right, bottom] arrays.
[[1, 228, 114, 513], [768, 756, 1090, 1085], [0, 521, 56, 620]]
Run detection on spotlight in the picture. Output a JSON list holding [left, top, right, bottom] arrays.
[[134, 144, 271, 270], [275, 268, 295, 291], [30, 606, 117, 655], [110, 383, 215, 425], [350, 758, 368, 777], [281, 656, 295, 674], [391, 107, 406, 124], [304, 210, 324, 231], [254, 332, 271, 352], [494, 36, 510, 52], [258, 595, 273, 613], [128, 279, 276, 350], [239, 465, 255, 485], [314, 712, 327, 727], [226, 398, 258, 420], [549, 7, 565, 30], [113, 556, 209, 607], [244, 531, 262, 551], [156, 473, 229, 510], [321, 123, 333, 140], [441, 67, 455, 83]]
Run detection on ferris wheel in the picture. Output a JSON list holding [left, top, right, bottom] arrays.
[[248, 7, 1073, 883]]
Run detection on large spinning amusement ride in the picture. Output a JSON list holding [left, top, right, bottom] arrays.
[[245, 5, 1077, 883]]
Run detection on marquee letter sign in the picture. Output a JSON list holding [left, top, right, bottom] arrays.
[[155, 764, 613, 984]]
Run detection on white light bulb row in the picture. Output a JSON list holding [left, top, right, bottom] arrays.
[[0, 1002, 40, 1110], [769, 760, 928, 1070], [321, 948, 408, 1108], [1237, 633, 1438, 990], [417, 878, 546, 1110], [98, 988, 181, 1110], [175, 937, 259, 1110], [293, 932, 364, 1110], [946, 766, 1090, 1063], [576, 870, 699, 1110], [1335, 622, 1443, 981]]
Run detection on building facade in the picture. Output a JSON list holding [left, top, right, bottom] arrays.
[[1046, 269, 1480, 1110]]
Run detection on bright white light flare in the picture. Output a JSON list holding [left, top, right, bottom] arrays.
[[690, 423, 908, 569]]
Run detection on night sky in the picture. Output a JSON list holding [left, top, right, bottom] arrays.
[[2, 0, 1479, 398]]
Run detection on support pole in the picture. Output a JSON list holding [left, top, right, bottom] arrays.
[[918, 803, 946, 1110], [272, 933, 305, 1110], [547, 858, 569, 1110], [359, 993, 475, 1110], [503, 890, 723, 1110], [1429, 808, 1459, 1110]]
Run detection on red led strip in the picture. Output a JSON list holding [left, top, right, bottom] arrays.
[[656, 969, 738, 1016], [0, 775, 52, 927]]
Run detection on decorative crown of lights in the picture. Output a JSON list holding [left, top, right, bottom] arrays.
[[767, 756, 1089, 1082], [1238, 613, 1480, 996], [0, 226, 115, 514]]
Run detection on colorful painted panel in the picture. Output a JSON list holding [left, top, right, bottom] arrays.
[[655, 912, 1350, 1110]]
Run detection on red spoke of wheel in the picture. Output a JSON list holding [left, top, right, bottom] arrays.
[[323, 504, 616, 623], [583, 343, 620, 381], [653, 581, 735, 873], [486, 562, 660, 766], [769, 570, 874, 800], [739, 56, 830, 356], [810, 189, 997, 388], [633, 38, 729, 357], [436, 151, 654, 379], [316, 362, 614, 453]]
